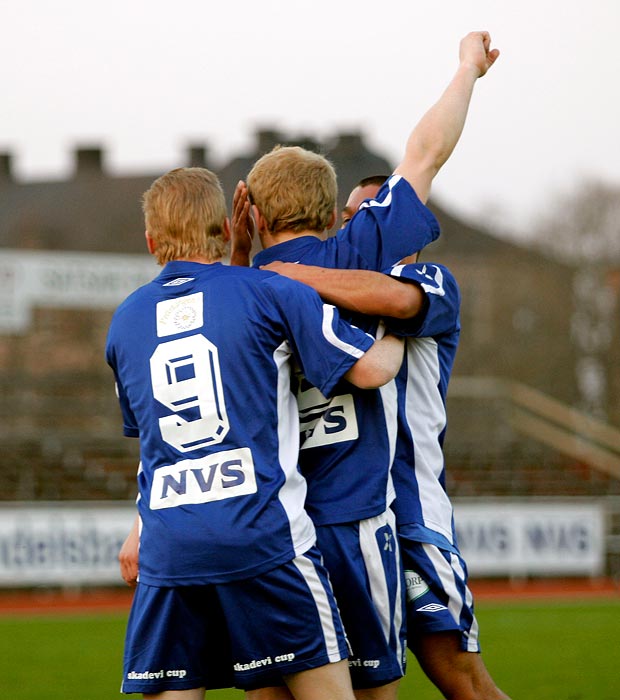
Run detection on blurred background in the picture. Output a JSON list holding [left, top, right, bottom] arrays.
[[1, 0, 619, 590]]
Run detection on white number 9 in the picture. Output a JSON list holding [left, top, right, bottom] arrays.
[[150, 335, 229, 452]]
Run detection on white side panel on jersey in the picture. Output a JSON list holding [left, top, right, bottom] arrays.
[[405, 338, 454, 542], [272, 341, 316, 556], [379, 378, 398, 506]]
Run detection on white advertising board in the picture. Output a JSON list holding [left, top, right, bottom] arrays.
[[0, 249, 158, 332], [454, 500, 605, 577], [0, 503, 135, 586], [0, 500, 607, 587]]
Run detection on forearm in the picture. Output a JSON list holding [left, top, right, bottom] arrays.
[[118, 514, 140, 587], [344, 334, 404, 389], [262, 262, 425, 318], [229, 247, 251, 267], [395, 62, 480, 202], [395, 31, 499, 203], [229, 179, 254, 267]]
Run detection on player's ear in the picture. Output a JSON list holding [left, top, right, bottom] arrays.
[[145, 231, 157, 255], [252, 205, 267, 233], [327, 208, 337, 231]]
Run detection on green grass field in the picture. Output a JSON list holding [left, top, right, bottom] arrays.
[[1, 598, 619, 699]]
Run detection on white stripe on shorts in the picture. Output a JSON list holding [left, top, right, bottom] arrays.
[[293, 553, 343, 663], [451, 554, 480, 651], [423, 542, 463, 624], [423, 543, 480, 651], [360, 509, 405, 672]]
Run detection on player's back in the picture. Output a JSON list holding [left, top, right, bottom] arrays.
[[106, 260, 372, 585], [253, 234, 395, 527], [249, 176, 440, 527]]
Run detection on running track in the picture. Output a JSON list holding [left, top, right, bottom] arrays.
[[0, 578, 618, 616]]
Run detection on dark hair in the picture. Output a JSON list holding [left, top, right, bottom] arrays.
[[357, 175, 389, 188]]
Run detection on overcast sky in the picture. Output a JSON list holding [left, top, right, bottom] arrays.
[[2, 0, 619, 238]]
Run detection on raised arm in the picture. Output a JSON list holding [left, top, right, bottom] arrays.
[[394, 30, 500, 203], [262, 261, 425, 319]]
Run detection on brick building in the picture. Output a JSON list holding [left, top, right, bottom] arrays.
[[1, 132, 619, 505]]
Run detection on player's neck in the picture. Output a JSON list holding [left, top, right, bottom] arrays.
[[262, 230, 324, 249], [173, 255, 221, 265]]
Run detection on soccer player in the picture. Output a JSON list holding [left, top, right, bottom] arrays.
[[106, 166, 405, 699], [238, 147, 424, 700], [260, 258, 511, 700], [339, 175, 390, 228], [230, 30, 501, 700]]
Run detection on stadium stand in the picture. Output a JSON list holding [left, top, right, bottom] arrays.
[[1, 132, 619, 576]]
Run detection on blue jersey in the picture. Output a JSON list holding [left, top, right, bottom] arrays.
[[253, 176, 439, 525], [106, 260, 376, 585], [384, 263, 461, 550]]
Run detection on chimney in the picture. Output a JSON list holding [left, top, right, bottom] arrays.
[[330, 132, 364, 156], [256, 129, 283, 156], [74, 146, 104, 177], [187, 145, 209, 168], [0, 153, 13, 183], [296, 135, 321, 153]]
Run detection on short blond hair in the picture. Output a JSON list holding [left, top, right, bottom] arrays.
[[142, 167, 229, 265], [247, 146, 337, 234]]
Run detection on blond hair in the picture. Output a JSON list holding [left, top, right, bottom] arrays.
[[142, 167, 229, 265], [247, 146, 337, 234]]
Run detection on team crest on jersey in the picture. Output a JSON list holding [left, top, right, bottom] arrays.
[[405, 569, 430, 601], [391, 264, 445, 297], [156, 292, 204, 337]]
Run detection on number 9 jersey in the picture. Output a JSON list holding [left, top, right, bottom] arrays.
[[105, 260, 375, 586]]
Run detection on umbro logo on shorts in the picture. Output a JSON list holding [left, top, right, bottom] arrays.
[[416, 603, 448, 613]]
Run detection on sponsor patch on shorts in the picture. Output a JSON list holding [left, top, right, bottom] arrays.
[[404, 569, 430, 601]]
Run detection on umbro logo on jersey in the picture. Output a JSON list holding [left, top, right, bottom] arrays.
[[416, 603, 448, 613], [163, 277, 195, 286]]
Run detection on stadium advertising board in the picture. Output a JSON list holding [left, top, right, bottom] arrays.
[[0, 249, 158, 333], [454, 500, 605, 576], [0, 503, 135, 586], [0, 500, 606, 586]]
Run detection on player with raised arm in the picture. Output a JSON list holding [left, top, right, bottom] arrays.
[[229, 31, 501, 700], [260, 257, 510, 700], [107, 167, 404, 700], [118, 29, 501, 700]]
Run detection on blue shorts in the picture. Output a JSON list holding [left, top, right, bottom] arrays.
[[399, 536, 480, 652], [121, 547, 350, 694], [316, 509, 407, 688]]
